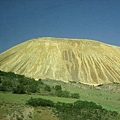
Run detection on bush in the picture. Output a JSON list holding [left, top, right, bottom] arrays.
[[13, 84, 26, 94], [27, 98, 120, 120], [56, 90, 70, 98], [111, 111, 118, 117], [71, 93, 80, 99], [44, 85, 51, 92], [27, 97, 54, 107], [62, 91, 70, 97], [38, 79, 43, 84], [2, 80, 12, 88], [0, 85, 7, 91], [27, 83, 38, 93], [54, 85, 62, 91], [0, 70, 5, 76]]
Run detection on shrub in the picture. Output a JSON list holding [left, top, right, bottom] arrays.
[[62, 90, 70, 97], [13, 84, 26, 94], [44, 85, 51, 92], [0, 85, 7, 91], [111, 111, 118, 116], [27, 97, 54, 107], [38, 79, 43, 84], [56, 90, 70, 98], [27, 98, 120, 120], [54, 85, 62, 91], [71, 93, 80, 99], [27, 83, 38, 93]]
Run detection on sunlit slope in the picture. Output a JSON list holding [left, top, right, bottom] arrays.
[[0, 37, 120, 85]]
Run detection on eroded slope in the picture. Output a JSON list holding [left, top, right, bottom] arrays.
[[0, 37, 120, 85]]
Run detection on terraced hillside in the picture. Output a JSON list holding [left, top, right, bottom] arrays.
[[0, 37, 120, 85]]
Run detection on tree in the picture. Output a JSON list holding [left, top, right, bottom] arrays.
[[13, 84, 26, 94], [27, 84, 38, 93], [55, 85, 62, 91], [2, 80, 12, 87], [2, 80, 12, 91], [18, 78, 27, 85], [44, 85, 51, 92]]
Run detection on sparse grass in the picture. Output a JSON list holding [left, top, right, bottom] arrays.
[[33, 106, 59, 120]]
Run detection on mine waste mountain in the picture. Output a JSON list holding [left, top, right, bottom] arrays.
[[0, 37, 120, 85]]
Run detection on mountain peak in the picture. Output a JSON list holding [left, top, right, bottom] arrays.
[[0, 37, 120, 85]]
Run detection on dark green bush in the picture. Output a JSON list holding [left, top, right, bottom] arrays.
[[54, 85, 62, 91], [27, 97, 54, 107], [13, 84, 26, 94], [0, 85, 7, 91], [44, 85, 51, 92], [71, 93, 80, 99], [55, 100, 120, 120], [56, 90, 70, 98], [26, 97, 120, 120], [27, 83, 38, 93]]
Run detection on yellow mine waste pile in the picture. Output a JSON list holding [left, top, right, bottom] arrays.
[[0, 37, 120, 85]]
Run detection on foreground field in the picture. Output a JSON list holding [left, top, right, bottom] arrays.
[[0, 92, 77, 120], [0, 91, 120, 120]]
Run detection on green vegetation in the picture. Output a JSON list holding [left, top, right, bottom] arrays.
[[44, 84, 51, 92], [27, 97, 54, 107], [0, 91, 76, 120], [0, 70, 80, 99], [13, 83, 26, 94], [54, 85, 62, 91], [71, 93, 80, 99], [0, 91, 77, 104], [27, 97, 120, 120], [44, 79, 120, 113], [0, 70, 120, 120], [0, 70, 41, 94]]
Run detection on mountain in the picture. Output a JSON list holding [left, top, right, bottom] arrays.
[[0, 37, 120, 85]]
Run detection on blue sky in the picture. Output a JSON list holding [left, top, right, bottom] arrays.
[[0, 0, 120, 53]]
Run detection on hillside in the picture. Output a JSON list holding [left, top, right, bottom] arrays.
[[0, 71, 120, 120], [0, 37, 120, 85]]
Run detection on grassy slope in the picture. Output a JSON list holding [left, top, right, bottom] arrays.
[[0, 91, 77, 120], [0, 80, 120, 119], [0, 92, 77, 120], [44, 80, 120, 113], [0, 82, 120, 120], [0, 92, 77, 104], [66, 85, 120, 113], [0, 71, 120, 119]]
